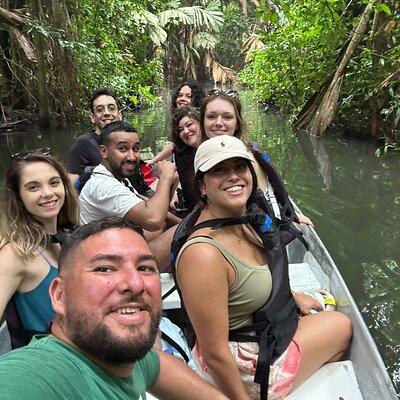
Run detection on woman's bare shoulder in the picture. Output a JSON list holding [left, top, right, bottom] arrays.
[[0, 243, 28, 273]]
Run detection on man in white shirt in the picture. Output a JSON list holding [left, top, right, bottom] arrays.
[[80, 121, 180, 270]]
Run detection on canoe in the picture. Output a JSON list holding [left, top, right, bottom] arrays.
[[161, 220, 398, 399], [284, 223, 397, 399], [0, 223, 397, 399]]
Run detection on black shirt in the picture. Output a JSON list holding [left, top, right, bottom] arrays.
[[67, 131, 101, 175]]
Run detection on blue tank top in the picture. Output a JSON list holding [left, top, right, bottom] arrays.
[[13, 253, 57, 332]]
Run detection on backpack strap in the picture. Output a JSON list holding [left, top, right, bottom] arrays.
[[161, 331, 190, 364]]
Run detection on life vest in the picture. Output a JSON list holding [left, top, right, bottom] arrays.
[[247, 141, 298, 223], [169, 189, 306, 400]]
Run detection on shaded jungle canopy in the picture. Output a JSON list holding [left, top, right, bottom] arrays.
[[0, 0, 399, 151]]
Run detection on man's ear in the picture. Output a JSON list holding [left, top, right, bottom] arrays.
[[100, 144, 108, 159], [49, 277, 66, 316], [90, 113, 95, 125], [117, 110, 122, 121]]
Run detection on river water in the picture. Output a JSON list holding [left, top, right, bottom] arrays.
[[0, 93, 399, 393]]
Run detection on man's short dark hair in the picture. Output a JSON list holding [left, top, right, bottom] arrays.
[[89, 87, 119, 111], [58, 217, 144, 272], [99, 121, 137, 146]]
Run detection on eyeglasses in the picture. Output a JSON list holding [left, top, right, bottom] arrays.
[[93, 104, 118, 114], [11, 147, 52, 161], [208, 89, 238, 98]]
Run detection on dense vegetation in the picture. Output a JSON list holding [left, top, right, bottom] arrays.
[[240, 0, 400, 150], [0, 0, 398, 150]]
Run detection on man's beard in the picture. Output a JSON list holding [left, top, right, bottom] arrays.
[[109, 159, 135, 180], [64, 305, 161, 365]]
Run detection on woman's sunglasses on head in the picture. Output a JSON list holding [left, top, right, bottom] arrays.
[[208, 89, 238, 98], [11, 147, 52, 161]]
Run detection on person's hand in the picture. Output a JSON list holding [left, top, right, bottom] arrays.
[[292, 292, 323, 316], [156, 160, 176, 180], [170, 190, 179, 209], [296, 213, 314, 227], [147, 158, 156, 167]]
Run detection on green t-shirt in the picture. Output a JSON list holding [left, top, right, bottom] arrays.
[[0, 335, 160, 400]]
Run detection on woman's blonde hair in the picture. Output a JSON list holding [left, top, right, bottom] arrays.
[[0, 153, 79, 258]]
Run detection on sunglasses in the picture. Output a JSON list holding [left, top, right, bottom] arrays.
[[93, 104, 118, 114], [208, 89, 238, 98], [11, 147, 52, 161]]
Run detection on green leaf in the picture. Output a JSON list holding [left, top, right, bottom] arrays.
[[376, 4, 392, 15]]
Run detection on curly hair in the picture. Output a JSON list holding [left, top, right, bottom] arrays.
[[171, 107, 201, 154], [200, 92, 245, 141], [171, 81, 205, 109], [0, 153, 79, 259]]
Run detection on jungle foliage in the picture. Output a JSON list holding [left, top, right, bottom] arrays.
[[1, 0, 398, 147], [0, 0, 236, 124], [239, 0, 400, 146]]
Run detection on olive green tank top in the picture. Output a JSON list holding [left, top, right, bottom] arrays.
[[176, 237, 272, 330]]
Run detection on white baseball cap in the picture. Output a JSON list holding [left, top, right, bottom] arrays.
[[194, 135, 254, 174]]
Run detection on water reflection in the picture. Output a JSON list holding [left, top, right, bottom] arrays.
[[0, 93, 399, 393]]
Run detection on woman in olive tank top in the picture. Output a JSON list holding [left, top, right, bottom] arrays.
[[176, 136, 352, 400]]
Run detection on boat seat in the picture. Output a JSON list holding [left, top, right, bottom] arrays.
[[289, 261, 330, 292], [287, 360, 363, 399], [161, 273, 181, 310]]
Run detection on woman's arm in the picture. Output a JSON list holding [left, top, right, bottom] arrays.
[[147, 143, 175, 166], [292, 291, 323, 316], [0, 245, 25, 318], [177, 243, 251, 400]]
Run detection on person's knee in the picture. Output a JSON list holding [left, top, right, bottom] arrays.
[[332, 311, 353, 346]]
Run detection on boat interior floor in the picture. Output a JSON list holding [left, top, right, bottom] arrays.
[[288, 261, 363, 399]]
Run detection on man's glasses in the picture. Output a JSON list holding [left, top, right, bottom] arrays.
[[11, 147, 52, 161], [208, 89, 238, 98], [93, 104, 118, 114]]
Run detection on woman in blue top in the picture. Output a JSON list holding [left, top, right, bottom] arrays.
[[0, 149, 79, 348]]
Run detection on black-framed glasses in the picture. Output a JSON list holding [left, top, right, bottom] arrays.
[[11, 147, 52, 161], [93, 104, 118, 114], [208, 89, 238, 98]]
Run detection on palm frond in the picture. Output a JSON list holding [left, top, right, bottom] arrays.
[[242, 34, 265, 62], [204, 52, 237, 85], [159, 8, 193, 27], [180, 6, 223, 31], [193, 31, 218, 51], [147, 24, 167, 46]]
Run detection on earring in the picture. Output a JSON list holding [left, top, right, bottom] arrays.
[[200, 193, 207, 201]]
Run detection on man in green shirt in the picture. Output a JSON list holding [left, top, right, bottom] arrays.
[[0, 217, 227, 400]]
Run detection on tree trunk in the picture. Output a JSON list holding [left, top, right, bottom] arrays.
[[30, 0, 50, 127], [294, 2, 374, 136], [309, 2, 374, 136]]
